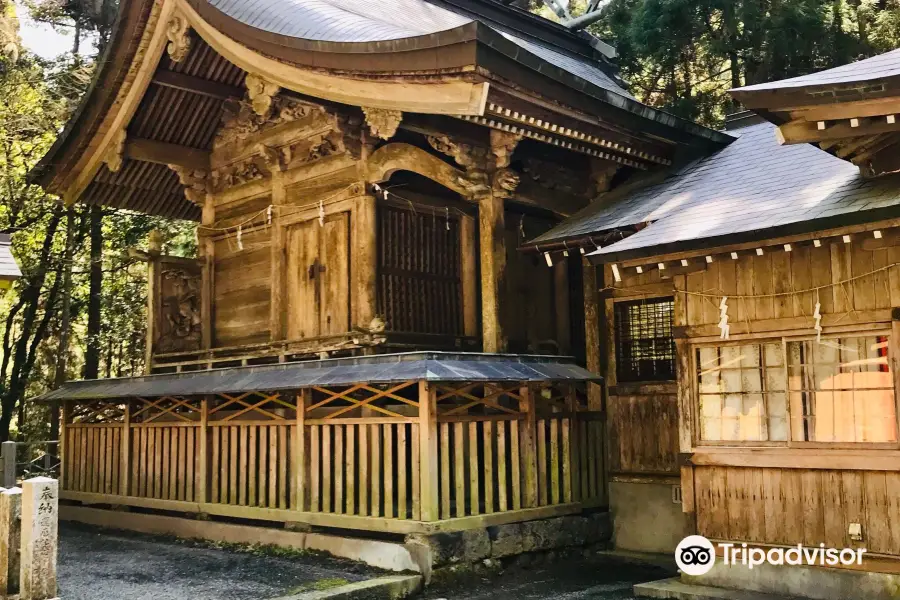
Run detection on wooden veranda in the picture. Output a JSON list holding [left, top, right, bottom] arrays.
[[47, 353, 606, 534]]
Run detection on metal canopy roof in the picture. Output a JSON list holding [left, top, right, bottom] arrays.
[[37, 352, 601, 402]]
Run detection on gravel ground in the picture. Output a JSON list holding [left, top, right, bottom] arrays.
[[419, 555, 675, 600], [58, 522, 379, 600]]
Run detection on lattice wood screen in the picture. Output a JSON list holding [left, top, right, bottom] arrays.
[[376, 204, 463, 335]]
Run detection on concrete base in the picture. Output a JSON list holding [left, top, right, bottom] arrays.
[[271, 575, 423, 599], [681, 560, 900, 600], [636, 561, 900, 600], [609, 481, 689, 554], [635, 578, 803, 600], [60, 506, 423, 574]]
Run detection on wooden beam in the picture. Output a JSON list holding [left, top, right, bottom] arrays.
[[777, 117, 900, 145], [125, 138, 210, 171], [799, 96, 900, 122], [152, 69, 242, 100]]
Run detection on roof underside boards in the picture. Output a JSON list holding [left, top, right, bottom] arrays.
[[533, 121, 900, 261], [0, 235, 20, 281], [734, 48, 900, 93], [37, 352, 601, 402]]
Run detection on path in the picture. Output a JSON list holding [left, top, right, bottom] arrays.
[[58, 522, 379, 600]]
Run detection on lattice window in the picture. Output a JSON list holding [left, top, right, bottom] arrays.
[[614, 297, 676, 382], [70, 401, 126, 424], [697, 343, 788, 442], [435, 384, 525, 417], [209, 392, 294, 423], [132, 396, 203, 423], [788, 335, 897, 443], [376, 204, 463, 336]]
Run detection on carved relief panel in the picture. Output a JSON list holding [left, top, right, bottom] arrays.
[[153, 256, 203, 354]]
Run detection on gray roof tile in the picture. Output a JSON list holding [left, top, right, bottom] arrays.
[[533, 121, 900, 258], [734, 48, 900, 92]]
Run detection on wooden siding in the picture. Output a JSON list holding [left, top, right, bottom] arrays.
[[607, 393, 679, 476], [213, 226, 272, 347]]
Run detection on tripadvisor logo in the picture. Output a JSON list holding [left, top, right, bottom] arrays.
[[676, 535, 867, 575], [676, 535, 716, 576]]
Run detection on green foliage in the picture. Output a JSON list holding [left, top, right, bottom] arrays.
[[573, 0, 900, 127]]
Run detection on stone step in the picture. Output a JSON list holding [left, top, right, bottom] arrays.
[[634, 578, 806, 600]]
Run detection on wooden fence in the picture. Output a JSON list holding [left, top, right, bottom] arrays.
[[60, 380, 606, 534]]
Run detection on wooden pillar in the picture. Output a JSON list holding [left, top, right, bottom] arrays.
[[519, 384, 538, 508], [200, 194, 215, 353], [554, 259, 571, 355], [582, 261, 603, 410], [120, 402, 130, 496], [479, 193, 506, 353], [674, 274, 696, 525], [460, 214, 478, 338], [418, 380, 439, 521], [295, 390, 308, 511], [197, 397, 209, 503], [269, 166, 287, 342], [144, 231, 162, 374], [353, 195, 378, 329]]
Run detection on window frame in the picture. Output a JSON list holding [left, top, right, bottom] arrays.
[[690, 331, 900, 450], [612, 296, 677, 385]]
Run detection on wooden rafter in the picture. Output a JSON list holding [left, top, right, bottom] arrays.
[[152, 69, 242, 101], [778, 117, 900, 145], [124, 137, 210, 171]]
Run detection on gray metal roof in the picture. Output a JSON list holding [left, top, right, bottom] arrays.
[[0, 234, 21, 281], [207, 0, 633, 98], [734, 48, 900, 92], [37, 352, 601, 401], [533, 120, 900, 260]]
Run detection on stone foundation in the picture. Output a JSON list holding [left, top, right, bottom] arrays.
[[405, 512, 611, 580]]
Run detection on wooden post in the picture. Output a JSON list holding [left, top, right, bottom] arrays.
[[353, 195, 378, 329], [554, 259, 571, 355], [418, 380, 439, 521], [295, 390, 308, 511], [120, 401, 131, 496], [269, 165, 287, 342], [582, 261, 602, 410], [59, 404, 69, 491], [479, 193, 506, 353], [519, 384, 538, 508], [460, 214, 478, 338], [197, 397, 209, 503], [145, 231, 162, 374], [200, 194, 215, 353]]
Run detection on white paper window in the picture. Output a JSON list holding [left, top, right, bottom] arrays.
[[697, 343, 788, 442]]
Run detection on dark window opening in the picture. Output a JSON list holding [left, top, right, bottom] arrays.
[[614, 297, 676, 382]]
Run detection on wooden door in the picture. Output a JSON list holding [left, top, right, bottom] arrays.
[[320, 213, 350, 335], [285, 213, 350, 339]]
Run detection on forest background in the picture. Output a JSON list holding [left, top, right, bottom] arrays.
[[0, 0, 898, 443]]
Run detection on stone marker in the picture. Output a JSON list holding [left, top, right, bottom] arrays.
[[0, 487, 21, 595], [20, 477, 57, 600]]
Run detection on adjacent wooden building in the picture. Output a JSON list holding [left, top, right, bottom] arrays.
[[31, 0, 727, 543], [533, 50, 900, 597]]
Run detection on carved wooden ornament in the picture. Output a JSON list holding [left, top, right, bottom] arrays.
[[165, 12, 192, 63], [362, 107, 402, 140], [245, 74, 281, 117]]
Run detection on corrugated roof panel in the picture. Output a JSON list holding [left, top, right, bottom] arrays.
[[37, 352, 601, 402]]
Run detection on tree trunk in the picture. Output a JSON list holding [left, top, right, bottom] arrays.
[[83, 205, 103, 379], [50, 206, 76, 447]]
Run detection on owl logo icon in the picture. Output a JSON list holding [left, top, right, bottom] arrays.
[[676, 535, 716, 576]]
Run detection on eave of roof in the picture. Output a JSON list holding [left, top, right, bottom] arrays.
[[532, 121, 900, 263], [0, 234, 21, 281], [37, 351, 602, 402]]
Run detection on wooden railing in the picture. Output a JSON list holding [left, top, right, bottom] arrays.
[[60, 381, 607, 534]]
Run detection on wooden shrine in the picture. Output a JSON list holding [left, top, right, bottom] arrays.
[[30, 0, 726, 543]]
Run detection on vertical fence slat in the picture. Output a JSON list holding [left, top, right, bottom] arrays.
[[468, 422, 479, 516], [229, 426, 238, 504], [537, 419, 547, 506], [484, 421, 494, 514], [323, 425, 332, 513], [398, 424, 407, 520], [440, 422, 450, 520], [371, 424, 381, 518], [411, 423, 420, 520], [310, 425, 320, 512], [267, 426, 277, 509], [334, 426, 344, 514], [550, 419, 560, 506], [454, 422, 465, 517], [497, 421, 508, 511], [384, 424, 394, 519], [279, 424, 288, 510], [359, 424, 369, 517], [562, 418, 572, 503], [346, 424, 356, 515]]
